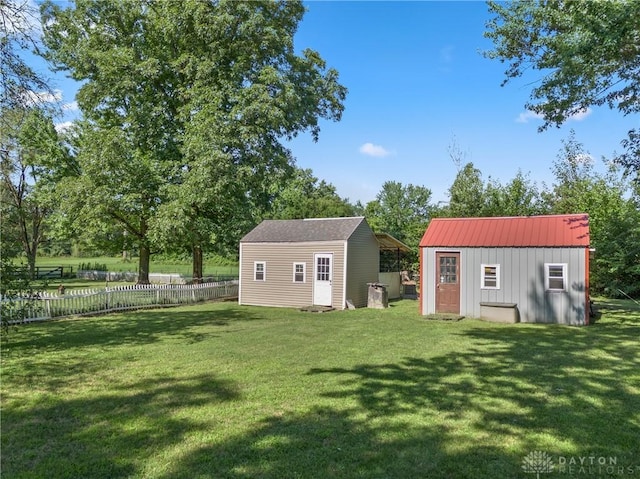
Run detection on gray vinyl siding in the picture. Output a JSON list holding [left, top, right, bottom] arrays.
[[345, 221, 380, 307], [421, 247, 588, 325], [239, 241, 346, 309]]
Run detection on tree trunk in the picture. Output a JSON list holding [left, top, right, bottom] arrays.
[[26, 249, 36, 280], [192, 245, 203, 284], [138, 243, 151, 284]]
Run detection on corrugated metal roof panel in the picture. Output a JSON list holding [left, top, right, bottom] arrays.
[[419, 214, 589, 247]]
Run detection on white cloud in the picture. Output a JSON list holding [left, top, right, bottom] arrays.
[[568, 107, 592, 122], [55, 121, 74, 133], [62, 101, 79, 112], [516, 110, 545, 123], [359, 142, 392, 158], [5, 0, 42, 37], [516, 107, 592, 123], [22, 88, 63, 106]]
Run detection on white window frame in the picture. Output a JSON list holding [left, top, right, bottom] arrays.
[[481, 264, 500, 289], [293, 262, 306, 283], [254, 261, 266, 282], [545, 263, 567, 291]]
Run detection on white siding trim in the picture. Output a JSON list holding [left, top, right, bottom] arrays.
[[293, 262, 306, 283], [343, 241, 348, 308], [254, 261, 266, 281], [238, 245, 243, 304], [480, 263, 501, 289], [544, 263, 568, 291]]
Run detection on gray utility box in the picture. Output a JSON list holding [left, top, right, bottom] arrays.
[[480, 302, 520, 323], [367, 283, 389, 309]]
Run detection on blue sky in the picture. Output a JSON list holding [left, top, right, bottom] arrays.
[[285, 1, 637, 204], [43, 1, 637, 205]]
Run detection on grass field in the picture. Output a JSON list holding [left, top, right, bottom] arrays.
[[34, 255, 239, 277], [22, 256, 239, 291], [2, 299, 639, 478]]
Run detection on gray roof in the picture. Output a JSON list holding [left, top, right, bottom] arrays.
[[241, 217, 368, 243]]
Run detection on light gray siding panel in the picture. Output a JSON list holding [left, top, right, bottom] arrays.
[[239, 241, 346, 309], [345, 221, 380, 307], [421, 246, 587, 324]]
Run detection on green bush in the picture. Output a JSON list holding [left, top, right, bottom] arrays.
[[78, 262, 108, 272]]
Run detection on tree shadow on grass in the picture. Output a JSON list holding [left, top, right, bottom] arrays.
[[5, 304, 262, 352], [2, 304, 263, 392], [150, 319, 640, 478], [1, 373, 241, 479], [304, 321, 640, 475], [156, 406, 523, 479]]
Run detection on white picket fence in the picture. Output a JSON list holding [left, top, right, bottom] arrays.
[[2, 281, 238, 323]]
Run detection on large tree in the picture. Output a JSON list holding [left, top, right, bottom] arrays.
[[0, 0, 55, 116], [548, 131, 639, 296], [267, 167, 355, 220], [159, 0, 346, 281], [42, 0, 346, 283], [0, 107, 69, 278], [446, 162, 486, 217], [484, 0, 640, 180], [365, 181, 433, 269], [42, 0, 184, 283]]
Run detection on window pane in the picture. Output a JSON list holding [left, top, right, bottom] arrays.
[[549, 277, 564, 289], [546, 264, 566, 290], [549, 266, 563, 277], [294, 263, 304, 283], [255, 263, 265, 281], [439, 256, 457, 283]]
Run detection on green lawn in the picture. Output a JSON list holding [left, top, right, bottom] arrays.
[[2, 299, 639, 478], [33, 255, 239, 276], [23, 256, 239, 292]]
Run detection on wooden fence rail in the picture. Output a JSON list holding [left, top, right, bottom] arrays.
[[1, 281, 239, 323]]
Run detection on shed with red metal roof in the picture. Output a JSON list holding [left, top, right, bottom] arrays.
[[419, 214, 591, 325]]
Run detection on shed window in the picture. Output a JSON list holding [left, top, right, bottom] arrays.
[[293, 262, 305, 283], [254, 261, 266, 281], [545, 263, 567, 291], [481, 264, 500, 289]]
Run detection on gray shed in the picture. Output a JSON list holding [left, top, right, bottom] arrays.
[[239, 217, 379, 309], [419, 214, 591, 325]]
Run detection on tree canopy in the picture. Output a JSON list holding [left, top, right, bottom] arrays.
[[267, 167, 355, 220], [484, 0, 640, 179], [41, 0, 346, 283]]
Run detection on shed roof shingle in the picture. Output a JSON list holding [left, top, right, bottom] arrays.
[[419, 214, 590, 248], [241, 217, 367, 243]]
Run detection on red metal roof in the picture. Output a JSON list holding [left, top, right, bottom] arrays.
[[419, 214, 590, 248]]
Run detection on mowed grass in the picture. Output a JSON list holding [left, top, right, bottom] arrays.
[[2, 299, 639, 478], [34, 255, 239, 277], [27, 256, 239, 292]]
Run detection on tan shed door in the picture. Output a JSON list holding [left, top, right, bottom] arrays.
[[436, 252, 460, 314]]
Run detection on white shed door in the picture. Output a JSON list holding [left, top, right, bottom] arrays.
[[313, 253, 333, 306]]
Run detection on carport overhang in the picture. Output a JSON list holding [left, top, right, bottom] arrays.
[[375, 233, 410, 253]]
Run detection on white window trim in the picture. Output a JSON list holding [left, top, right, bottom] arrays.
[[544, 263, 567, 291], [293, 262, 306, 283], [481, 263, 500, 289], [254, 261, 266, 282]]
